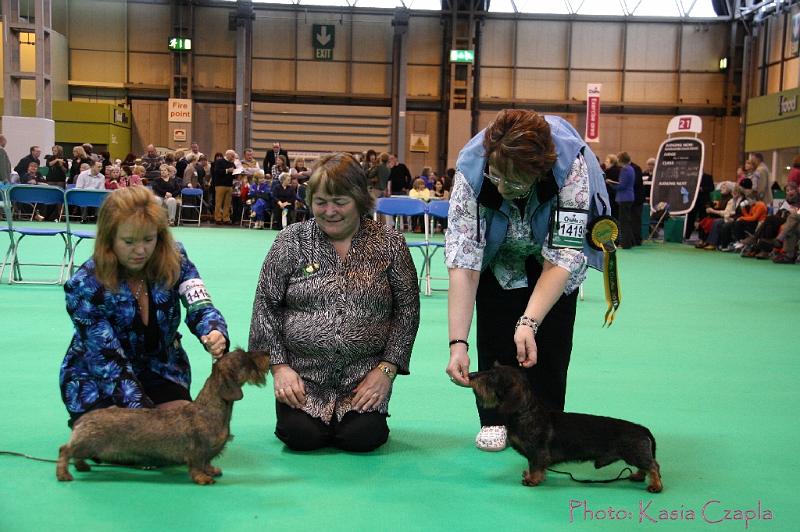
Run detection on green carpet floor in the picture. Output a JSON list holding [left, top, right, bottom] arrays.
[[1, 224, 798, 531]]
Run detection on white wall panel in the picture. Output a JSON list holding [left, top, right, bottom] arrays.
[[70, 50, 126, 83], [681, 24, 728, 71], [680, 73, 725, 104], [194, 7, 236, 56], [515, 69, 566, 100], [625, 23, 678, 71], [571, 22, 623, 70], [352, 15, 393, 62], [516, 20, 568, 69], [253, 19, 296, 58], [127, 2, 171, 53], [194, 56, 235, 90], [297, 62, 347, 93], [408, 16, 442, 65], [482, 20, 514, 67], [407, 65, 440, 98], [128, 53, 171, 86], [68, 0, 125, 51], [352, 63, 390, 96], [624, 72, 676, 103], [252, 59, 295, 92], [480, 67, 512, 100]]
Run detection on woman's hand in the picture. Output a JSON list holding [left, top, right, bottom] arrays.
[[201, 330, 226, 359], [514, 325, 538, 368], [272, 364, 306, 408], [446, 350, 471, 387], [352, 365, 394, 412]]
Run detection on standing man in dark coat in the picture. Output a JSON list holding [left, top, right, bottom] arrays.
[[263, 142, 289, 171], [14, 146, 42, 177]]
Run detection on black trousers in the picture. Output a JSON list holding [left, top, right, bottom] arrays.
[[274, 401, 389, 452], [475, 257, 578, 426], [617, 201, 636, 249], [631, 202, 644, 246]]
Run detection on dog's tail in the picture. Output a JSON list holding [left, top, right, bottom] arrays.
[[645, 427, 657, 458]]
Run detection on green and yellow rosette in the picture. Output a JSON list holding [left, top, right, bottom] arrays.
[[586, 216, 621, 327]]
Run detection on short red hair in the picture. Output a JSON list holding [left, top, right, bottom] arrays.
[[484, 109, 557, 182]]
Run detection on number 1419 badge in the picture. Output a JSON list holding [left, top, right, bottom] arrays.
[[548, 207, 588, 249]]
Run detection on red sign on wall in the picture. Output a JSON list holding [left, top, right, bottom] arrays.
[[585, 84, 601, 143]]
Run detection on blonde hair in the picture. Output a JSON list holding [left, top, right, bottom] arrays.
[[93, 187, 181, 291]]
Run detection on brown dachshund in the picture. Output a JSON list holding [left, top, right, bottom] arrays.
[[56, 349, 269, 485], [469, 366, 662, 492]]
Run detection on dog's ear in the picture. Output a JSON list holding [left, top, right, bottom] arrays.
[[215, 362, 244, 402], [219, 374, 244, 402]]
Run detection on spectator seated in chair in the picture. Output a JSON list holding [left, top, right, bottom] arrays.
[[695, 182, 733, 249], [743, 182, 800, 259], [271, 172, 296, 229], [248, 170, 272, 229], [151, 164, 182, 226]]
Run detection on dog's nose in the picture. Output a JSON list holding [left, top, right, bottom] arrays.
[[468, 372, 479, 380]]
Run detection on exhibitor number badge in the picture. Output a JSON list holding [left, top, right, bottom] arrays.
[[549, 208, 588, 249], [179, 278, 213, 311]]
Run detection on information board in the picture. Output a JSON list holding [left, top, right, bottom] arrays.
[[650, 138, 704, 215]]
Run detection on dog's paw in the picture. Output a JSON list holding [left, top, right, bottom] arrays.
[[191, 472, 216, 485], [205, 466, 222, 477], [647, 482, 663, 493], [521, 469, 544, 487], [74, 460, 91, 472], [56, 471, 74, 482]]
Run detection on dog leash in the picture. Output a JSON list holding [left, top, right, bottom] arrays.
[[0, 450, 159, 470], [547, 466, 634, 484]]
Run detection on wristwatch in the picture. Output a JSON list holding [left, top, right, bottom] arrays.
[[377, 362, 396, 382]]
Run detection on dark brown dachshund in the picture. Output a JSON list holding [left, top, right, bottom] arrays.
[[469, 366, 662, 493], [56, 349, 269, 485]]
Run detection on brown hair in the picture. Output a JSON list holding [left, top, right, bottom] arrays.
[[307, 152, 374, 216], [483, 109, 557, 182], [378, 152, 390, 164], [617, 151, 631, 165], [793, 154, 800, 169], [93, 187, 181, 291]]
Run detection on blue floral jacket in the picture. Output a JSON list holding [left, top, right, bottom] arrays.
[[59, 244, 228, 418]]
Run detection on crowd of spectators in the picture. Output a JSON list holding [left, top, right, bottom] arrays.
[[1, 137, 796, 263]]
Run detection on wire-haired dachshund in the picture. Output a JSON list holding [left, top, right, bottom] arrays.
[[56, 349, 269, 485], [469, 366, 662, 492]]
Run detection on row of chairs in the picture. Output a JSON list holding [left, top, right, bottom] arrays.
[[374, 197, 449, 296], [1, 184, 110, 285]]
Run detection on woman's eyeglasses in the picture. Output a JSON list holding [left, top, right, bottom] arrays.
[[484, 170, 531, 196]]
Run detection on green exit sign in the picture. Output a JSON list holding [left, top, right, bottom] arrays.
[[168, 37, 192, 52], [450, 50, 474, 63]]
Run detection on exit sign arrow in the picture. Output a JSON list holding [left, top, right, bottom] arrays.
[[316, 26, 331, 46]]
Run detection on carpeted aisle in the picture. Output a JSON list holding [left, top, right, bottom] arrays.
[[1, 225, 797, 531]]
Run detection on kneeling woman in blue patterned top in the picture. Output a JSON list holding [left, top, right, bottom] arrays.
[[249, 152, 420, 452], [60, 186, 229, 426]]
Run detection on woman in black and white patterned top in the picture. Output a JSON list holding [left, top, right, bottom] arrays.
[[249, 152, 420, 452]]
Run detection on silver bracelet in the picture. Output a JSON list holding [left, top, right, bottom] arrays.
[[515, 315, 539, 336]]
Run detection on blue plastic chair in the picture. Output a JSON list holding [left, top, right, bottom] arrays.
[[178, 187, 203, 226], [2, 185, 70, 285], [65, 189, 110, 275], [374, 197, 433, 294]]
